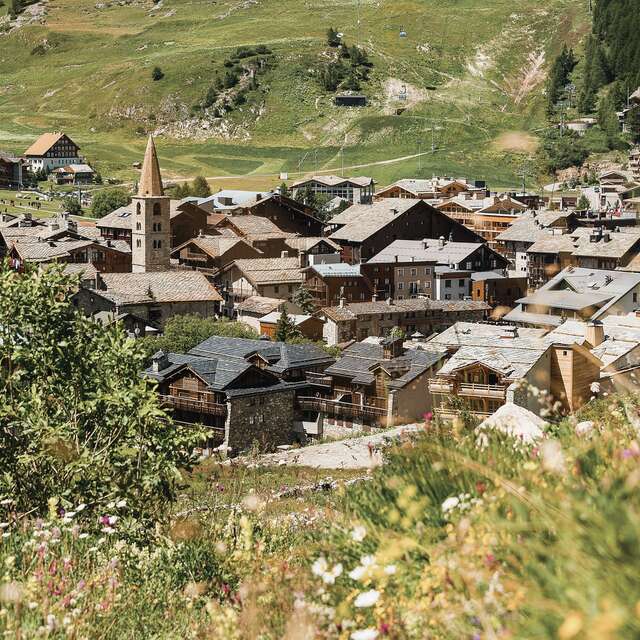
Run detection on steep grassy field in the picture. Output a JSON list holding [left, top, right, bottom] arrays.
[[0, 0, 589, 188]]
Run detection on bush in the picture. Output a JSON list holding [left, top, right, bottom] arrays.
[[62, 195, 82, 216], [539, 130, 589, 173], [0, 264, 204, 532], [91, 187, 130, 217], [151, 66, 164, 81], [140, 315, 259, 361]]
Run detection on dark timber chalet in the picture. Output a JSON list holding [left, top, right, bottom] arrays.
[[300, 336, 447, 435], [144, 336, 335, 453], [326, 198, 484, 264]]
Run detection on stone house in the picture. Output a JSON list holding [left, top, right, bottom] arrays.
[[318, 297, 490, 346], [218, 256, 304, 315], [172, 235, 262, 276], [362, 237, 508, 301], [0, 151, 23, 189], [74, 271, 222, 327], [144, 336, 335, 452], [259, 312, 324, 341], [49, 164, 95, 185], [240, 194, 324, 236]]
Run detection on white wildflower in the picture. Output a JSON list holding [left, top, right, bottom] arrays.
[[351, 525, 367, 542], [540, 439, 565, 474], [351, 628, 379, 639], [575, 421, 595, 438], [116, 500, 127, 508], [354, 589, 380, 608], [312, 557, 328, 577], [441, 496, 459, 513], [322, 563, 343, 584], [384, 564, 397, 575], [349, 565, 366, 581]]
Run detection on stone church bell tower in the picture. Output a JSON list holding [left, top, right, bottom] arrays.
[[131, 136, 171, 273]]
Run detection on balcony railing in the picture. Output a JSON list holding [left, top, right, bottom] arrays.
[[428, 380, 506, 399], [428, 379, 454, 394], [297, 397, 388, 420], [159, 394, 227, 417], [305, 372, 333, 388], [458, 383, 506, 399]]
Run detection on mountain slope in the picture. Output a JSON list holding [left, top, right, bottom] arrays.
[[0, 0, 589, 187]]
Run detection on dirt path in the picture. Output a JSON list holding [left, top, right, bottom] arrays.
[[256, 424, 422, 469]]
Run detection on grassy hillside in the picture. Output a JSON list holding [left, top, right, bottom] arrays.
[[0, 0, 589, 189]]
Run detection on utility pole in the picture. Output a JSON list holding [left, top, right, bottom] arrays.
[[418, 141, 422, 172]]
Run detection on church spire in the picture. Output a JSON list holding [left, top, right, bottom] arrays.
[[138, 135, 164, 197]]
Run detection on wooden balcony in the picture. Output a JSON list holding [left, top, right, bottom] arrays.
[[159, 394, 227, 417], [297, 396, 388, 420], [428, 380, 506, 399], [305, 372, 333, 388], [458, 383, 506, 399], [428, 379, 454, 394]]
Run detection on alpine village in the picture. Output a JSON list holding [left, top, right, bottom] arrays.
[[2, 0, 640, 638]]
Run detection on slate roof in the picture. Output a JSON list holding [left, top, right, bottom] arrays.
[[292, 175, 373, 188], [320, 298, 490, 322], [231, 257, 303, 285], [505, 267, 640, 325], [96, 206, 133, 230], [223, 215, 294, 237], [427, 322, 548, 350], [495, 211, 574, 243], [188, 335, 334, 374], [197, 190, 273, 210], [366, 238, 492, 265], [516, 290, 614, 311], [285, 236, 341, 252], [174, 235, 258, 259], [329, 198, 421, 232], [12, 237, 130, 263], [97, 271, 222, 305], [435, 339, 550, 380], [324, 341, 446, 389], [307, 263, 361, 278], [545, 316, 640, 371], [236, 295, 287, 315]]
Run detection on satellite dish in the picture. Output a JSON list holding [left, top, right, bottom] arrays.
[[337, 32, 344, 38], [399, 26, 407, 37]]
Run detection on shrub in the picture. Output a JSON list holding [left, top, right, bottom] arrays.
[[0, 264, 204, 531], [91, 187, 130, 217], [151, 66, 164, 81]]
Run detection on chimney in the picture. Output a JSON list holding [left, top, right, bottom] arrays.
[[448, 231, 453, 242], [585, 320, 604, 348], [390, 207, 398, 215], [372, 292, 378, 302], [198, 229, 204, 238], [386, 297, 393, 306], [339, 296, 346, 309], [281, 250, 289, 258], [298, 251, 308, 268], [438, 235, 445, 248], [256, 193, 262, 201], [603, 232, 611, 242], [394, 255, 398, 262], [422, 238, 429, 250], [151, 350, 170, 373]]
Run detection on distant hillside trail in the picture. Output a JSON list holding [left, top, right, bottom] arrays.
[[169, 151, 433, 183]]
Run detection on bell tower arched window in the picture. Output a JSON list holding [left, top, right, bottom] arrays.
[[153, 202, 161, 216], [136, 202, 141, 215]]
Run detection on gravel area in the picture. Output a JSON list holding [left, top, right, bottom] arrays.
[[257, 424, 422, 469]]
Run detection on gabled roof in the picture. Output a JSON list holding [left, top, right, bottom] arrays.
[[96, 206, 133, 230], [97, 271, 222, 305], [366, 238, 503, 266], [172, 235, 259, 260], [306, 263, 361, 278], [188, 335, 334, 373], [25, 132, 76, 157], [228, 257, 303, 286], [285, 236, 341, 252], [324, 341, 446, 389], [236, 295, 288, 315]]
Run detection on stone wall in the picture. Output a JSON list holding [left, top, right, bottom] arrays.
[[225, 388, 295, 453]]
